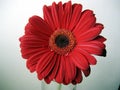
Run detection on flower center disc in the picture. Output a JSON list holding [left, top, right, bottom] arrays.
[[55, 35, 69, 48], [49, 29, 76, 55]]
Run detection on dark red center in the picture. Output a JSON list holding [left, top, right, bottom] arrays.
[[55, 35, 69, 48], [49, 29, 76, 55]]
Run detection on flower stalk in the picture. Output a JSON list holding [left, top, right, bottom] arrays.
[[73, 85, 77, 90], [58, 84, 62, 90]]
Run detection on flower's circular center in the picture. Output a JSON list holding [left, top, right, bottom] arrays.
[[55, 35, 69, 48], [49, 29, 76, 55]]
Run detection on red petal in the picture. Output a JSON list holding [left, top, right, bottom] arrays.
[[82, 67, 91, 77], [69, 4, 82, 30], [43, 5, 55, 31], [63, 56, 76, 85], [20, 35, 48, 48], [24, 23, 49, 40], [69, 50, 89, 70], [41, 54, 57, 84], [36, 51, 55, 80], [72, 68, 82, 84], [24, 23, 32, 35], [94, 35, 106, 42], [51, 2, 60, 29], [44, 77, 51, 84], [44, 54, 60, 84], [55, 56, 65, 83], [29, 15, 53, 35], [73, 10, 96, 35], [75, 47, 97, 65], [26, 49, 49, 72], [19, 34, 49, 59], [77, 23, 103, 42], [57, 2, 64, 28], [27, 54, 42, 72], [78, 41, 106, 56], [21, 47, 49, 59], [63, 1, 72, 29], [101, 49, 106, 57]]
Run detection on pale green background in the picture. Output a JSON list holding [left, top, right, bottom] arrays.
[[0, 0, 120, 90]]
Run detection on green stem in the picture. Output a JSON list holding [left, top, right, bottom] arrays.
[[73, 85, 77, 90], [41, 81, 45, 90], [58, 84, 62, 90]]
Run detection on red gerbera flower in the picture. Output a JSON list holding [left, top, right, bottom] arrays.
[[19, 1, 106, 85]]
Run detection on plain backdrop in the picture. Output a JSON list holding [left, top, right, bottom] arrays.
[[0, 0, 120, 90]]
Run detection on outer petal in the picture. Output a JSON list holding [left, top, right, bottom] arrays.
[[63, 56, 76, 85], [75, 47, 97, 65], [72, 68, 83, 84], [82, 66, 91, 77], [94, 35, 106, 43], [76, 23, 104, 42], [42, 54, 58, 84], [24, 23, 49, 40], [26, 48, 50, 72], [73, 10, 96, 34], [69, 50, 89, 70], [36, 51, 55, 80], [57, 2, 64, 28], [24, 23, 32, 35], [69, 4, 82, 30], [19, 34, 49, 59], [51, 2, 60, 29], [20, 35, 48, 48], [78, 40, 106, 56], [55, 56, 65, 83], [43, 5, 56, 31], [44, 54, 60, 84], [29, 15, 53, 35], [62, 1, 72, 29]]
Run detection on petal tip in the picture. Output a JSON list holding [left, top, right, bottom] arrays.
[[102, 49, 107, 57]]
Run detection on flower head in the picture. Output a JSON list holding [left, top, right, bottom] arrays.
[[19, 1, 106, 85]]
